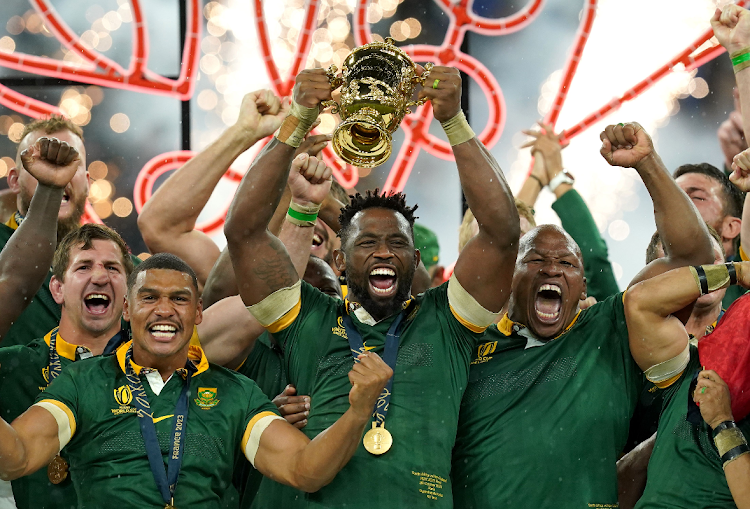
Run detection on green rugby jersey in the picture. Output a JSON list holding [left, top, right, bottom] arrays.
[[254, 281, 484, 508], [452, 292, 643, 509], [234, 332, 286, 509], [36, 340, 280, 509], [635, 346, 750, 508], [0, 329, 82, 509], [0, 221, 141, 348]]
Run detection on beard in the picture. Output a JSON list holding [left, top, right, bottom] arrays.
[[346, 261, 416, 321]]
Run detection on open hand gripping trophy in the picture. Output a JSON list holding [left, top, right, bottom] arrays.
[[324, 37, 433, 168]]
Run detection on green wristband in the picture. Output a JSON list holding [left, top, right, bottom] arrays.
[[287, 207, 318, 223], [733, 52, 750, 67]]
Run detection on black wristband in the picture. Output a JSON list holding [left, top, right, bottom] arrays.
[[694, 265, 709, 295], [722, 443, 750, 465], [727, 262, 738, 286], [529, 174, 544, 188], [713, 420, 738, 438]]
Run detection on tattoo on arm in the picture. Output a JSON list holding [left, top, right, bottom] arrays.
[[251, 242, 297, 292]]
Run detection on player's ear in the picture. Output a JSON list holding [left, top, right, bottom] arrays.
[[333, 249, 345, 272], [49, 276, 64, 305], [580, 277, 588, 302], [122, 296, 131, 322]]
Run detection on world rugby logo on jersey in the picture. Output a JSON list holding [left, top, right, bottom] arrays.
[[472, 341, 498, 365], [112, 385, 137, 415]]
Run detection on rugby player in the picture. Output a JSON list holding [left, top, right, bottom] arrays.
[[451, 122, 715, 508], [225, 66, 519, 507], [622, 259, 750, 508], [0, 223, 133, 509], [0, 253, 393, 507]]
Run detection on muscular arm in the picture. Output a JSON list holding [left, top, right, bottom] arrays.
[[0, 406, 62, 480], [0, 183, 62, 341], [726, 455, 750, 509], [199, 211, 317, 367], [624, 264, 710, 371], [421, 68, 518, 312], [628, 152, 714, 286], [225, 70, 330, 308], [0, 137, 81, 342], [452, 138, 520, 311], [139, 91, 291, 290]]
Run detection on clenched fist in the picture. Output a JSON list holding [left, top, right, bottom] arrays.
[[348, 351, 393, 422], [599, 122, 654, 169], [20, 137, 81, 189], [417, 66, 461, 122]]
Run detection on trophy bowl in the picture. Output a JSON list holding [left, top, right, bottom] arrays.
[[325, 38, 433, 168]]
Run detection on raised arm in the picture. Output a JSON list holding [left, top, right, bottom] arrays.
[[0, 137, 80, 341], [138, 90, 288, 288], [526, 122, 620, 300], [198, 155, 332, 368], [420, 67, 519, 312], [599, 123, 714, 287], [225, 70, 331, 308]]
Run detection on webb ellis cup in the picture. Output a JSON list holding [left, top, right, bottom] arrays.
[[324, 37, 433, 168]]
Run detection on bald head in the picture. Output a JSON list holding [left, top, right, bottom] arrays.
[[518, 224, 583, 267]]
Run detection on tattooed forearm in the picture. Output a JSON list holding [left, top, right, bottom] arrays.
[[250, 239, 297, 292]]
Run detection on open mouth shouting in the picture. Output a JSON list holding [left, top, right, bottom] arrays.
[[369, 266, 398, 297], [534, 283, 562, 324], [312, 232, 324, 248], [148, 323, 179, 342], [84, 293, 111, 315]]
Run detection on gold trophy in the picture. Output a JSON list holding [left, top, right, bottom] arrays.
[[324, 37, 433, 168]]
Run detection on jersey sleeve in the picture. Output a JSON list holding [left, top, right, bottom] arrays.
[[424, 281, 487, 348], [238, 378, 284, 468], [446, 275, 498, 333], [32, 368, 79, 452], [264, 281, 338, 351]]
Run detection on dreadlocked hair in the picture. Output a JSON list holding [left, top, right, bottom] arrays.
[[338, 189, 418, 246]]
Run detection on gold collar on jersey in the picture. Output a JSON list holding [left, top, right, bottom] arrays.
[[115, 340, 209, 376], [43, 328, 79, 361], [497, 311, 582, 341]]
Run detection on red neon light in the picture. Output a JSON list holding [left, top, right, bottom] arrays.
[[0, 0, 201, 102]]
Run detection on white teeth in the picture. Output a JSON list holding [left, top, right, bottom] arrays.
[[370, 268, 396, 277], [538, 284, 561, 295], [371, 285, 394, 294], [312, 234, 323, 245], [151, 325, 176, 332], [85, 294, 109, 301], [537, 310, 560, 319]]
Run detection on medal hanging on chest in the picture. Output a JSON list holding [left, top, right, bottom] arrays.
[[125, 346, 195, 509], [342, 309, 406, 455], [46, 328, 71, 484]]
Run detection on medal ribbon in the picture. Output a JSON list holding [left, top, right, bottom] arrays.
[[124, 346, 195, 507], [342, 310, 405, 426], [47, 328, 63, 381]]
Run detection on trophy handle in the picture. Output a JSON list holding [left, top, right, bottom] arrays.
[[326, 64, 344, 90], [321, 100, 340, 115], [406, 62, 434, 108]]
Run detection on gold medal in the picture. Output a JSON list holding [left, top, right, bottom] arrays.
[[363, 421, 392, 455], [47, 454, 68, 485]]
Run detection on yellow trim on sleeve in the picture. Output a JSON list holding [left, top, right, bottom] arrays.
[[37, 399, 76, 438], [241, 410, 279, 451], [449, 305, 487, 333], [267, 299, 302, 334]]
